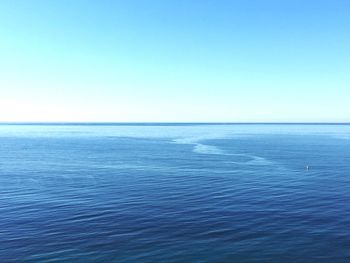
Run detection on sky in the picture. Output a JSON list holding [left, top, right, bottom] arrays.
[[0, 0, 349, 122]]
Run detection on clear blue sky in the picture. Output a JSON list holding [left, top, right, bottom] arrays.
[[0, 0, 349, 122]]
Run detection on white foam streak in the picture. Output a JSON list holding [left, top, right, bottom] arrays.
[[193, 144, 224, 155], [173, 136, 272, 165]]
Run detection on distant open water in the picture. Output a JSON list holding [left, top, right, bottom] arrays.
[[1, 124, 350, 262]]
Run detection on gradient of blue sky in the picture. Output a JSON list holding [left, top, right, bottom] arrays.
[[0, 0, 349, 122]]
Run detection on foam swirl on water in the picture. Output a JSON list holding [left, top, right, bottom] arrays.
[[193, 143, 224, 155], [173, 137, 272, 165]]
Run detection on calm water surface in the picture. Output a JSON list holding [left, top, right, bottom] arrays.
[[1, 124, 350, 262]]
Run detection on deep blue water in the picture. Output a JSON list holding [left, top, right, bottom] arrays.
[[1, 124, 350, 262]]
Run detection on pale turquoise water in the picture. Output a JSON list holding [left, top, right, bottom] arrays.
[[1, 124, 350, 262]]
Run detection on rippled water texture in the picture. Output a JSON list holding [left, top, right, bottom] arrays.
[[1, 124, 350, 262]]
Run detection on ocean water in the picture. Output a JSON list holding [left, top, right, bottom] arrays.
[[1, 124, 350, 262]]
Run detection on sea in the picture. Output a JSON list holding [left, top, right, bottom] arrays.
[[1, 123, 350, 262]]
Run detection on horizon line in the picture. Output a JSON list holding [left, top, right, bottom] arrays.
[[1, 122, 350, 126]]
